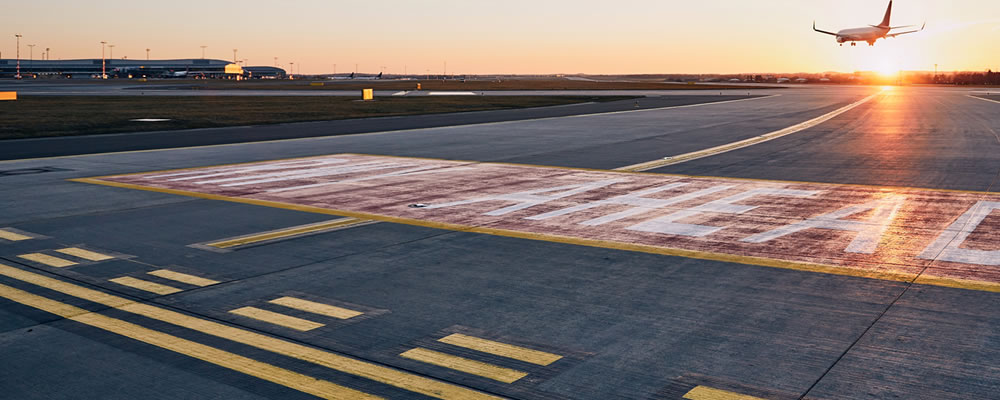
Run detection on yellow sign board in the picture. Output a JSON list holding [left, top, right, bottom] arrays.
[[362, 89, 374, 101], [309, 82, 324, 86], [224, 64, 244, 75], [0, 92, 16, 101]]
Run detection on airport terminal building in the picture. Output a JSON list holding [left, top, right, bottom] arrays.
[[0, 58, 285, 79]]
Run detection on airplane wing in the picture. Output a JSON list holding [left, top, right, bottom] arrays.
[[813, 21, 838, 36], [887, 22, 925, 38]]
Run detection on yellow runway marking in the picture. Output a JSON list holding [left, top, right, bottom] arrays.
[[56, 247, 114, 261], [109, 277, 182, 295], [229, 306, 325, 332], [438, 333, 562, 366], [617, 91, 882, 171], [205, 217, 374, 249], [18, 253, 77, 268], [0, 229, 32, 241], [148, 269, 220, 287], [400, 347, 528, 384], [0, 263, 502, 400], [269, 296, 363, 320], [683, 385, 766, 400], [0, 283, 381, 400]]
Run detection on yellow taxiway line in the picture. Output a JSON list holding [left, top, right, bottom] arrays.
[[0, 229, 33, 241], [56, 247, 114, 261], [438, 333, 562, 366], [269, 296, 363, 320], [18, 253, 77, 268], [400, 347, 529, 384], [109, 276, 182, 295], [204, 217, 374, 249], [683, 385, 765, 400], [0, 282, 381, 400], [0, 263, 503, 400], [229, 306, 326, 332], [147, 269, 220, 287]]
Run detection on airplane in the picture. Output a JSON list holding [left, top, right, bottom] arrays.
[[813, 1, 924, 46]]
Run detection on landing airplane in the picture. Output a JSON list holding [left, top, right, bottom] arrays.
[[814, 1, 924, 46]]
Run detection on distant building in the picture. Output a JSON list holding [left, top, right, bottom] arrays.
[[0, 58, 285, 79]]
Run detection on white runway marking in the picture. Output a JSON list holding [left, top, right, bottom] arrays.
[[616, 90, 884, 172]]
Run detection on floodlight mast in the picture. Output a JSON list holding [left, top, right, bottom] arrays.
[[100, 41, 107, 79], [15, 34, 22, 79]]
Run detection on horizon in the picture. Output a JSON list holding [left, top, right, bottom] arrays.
[[2, 0, 998, 75]]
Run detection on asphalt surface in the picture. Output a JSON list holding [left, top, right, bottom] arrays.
[[1, 85, 998, 400], [0, 95, 755, 161]]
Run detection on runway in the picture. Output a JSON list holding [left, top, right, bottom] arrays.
[[1, 85, 998, 399]]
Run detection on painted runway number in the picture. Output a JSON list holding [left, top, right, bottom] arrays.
[[79, 154, 1000, 291]]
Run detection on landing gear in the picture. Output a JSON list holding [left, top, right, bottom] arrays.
[[868, 41, 875, 46], [850, 42, 857, 46]]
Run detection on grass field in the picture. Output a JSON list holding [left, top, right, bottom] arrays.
[[0, 95, 635, 140], [66, 78, 773, 91]]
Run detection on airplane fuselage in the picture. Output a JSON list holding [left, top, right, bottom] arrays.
[[835, 26, 890, 45]]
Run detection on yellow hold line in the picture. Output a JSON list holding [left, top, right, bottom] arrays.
[[438, 334, 562, 366], [18, 253, 77, 268], [0, 264, 501, 400], [109, 276, 183, 295], [0, 283, 381, 400], [0, 229, 33, 241], [269, 296, 363, 320], [616, 91, 882, 171], [683, 385, 766, 400], [147, 269, 220, 287], [205, 218, 372, 249], [229, 306, 326, 332], [56, 247, 115, 261], [400, 348, 529, 384]]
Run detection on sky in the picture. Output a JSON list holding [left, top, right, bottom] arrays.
[[1, 0, 998, 75]]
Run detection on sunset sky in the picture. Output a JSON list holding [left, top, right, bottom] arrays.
[[2, 0, 998, 75]]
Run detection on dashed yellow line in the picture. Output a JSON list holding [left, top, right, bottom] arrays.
[[229, 306, 326, 332], [400, 347, 529, 384], [0, 263, 502, 400], [205, 218, 374, 249], [0, 229, 32, 242], [18, 253, 77, 268], [438, 333, 562, 366], [148, 269, 220, 287], [269, 296, 363, 320], [109, 277, 183, 295], [56, 247, 114, 261], [683, 385, 765, 400], [0, 283, 381, 400]]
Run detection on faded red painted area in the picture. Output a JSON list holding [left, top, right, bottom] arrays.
[[96, 154, 1000, 286]]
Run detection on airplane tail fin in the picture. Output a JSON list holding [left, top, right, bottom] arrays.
[[877, 0, 893, 28]]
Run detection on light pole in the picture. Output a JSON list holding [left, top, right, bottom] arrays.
[[45, 47, 50, 60], [200, 45, 207, 59], [274, 57, 278, 67], [146, 48, 150, 60], [27, 44, 35, 75], [232, 49, 238, 63], [14, 34, 21, 79], [290, 62, 294, 79], [108, 44, 114, 60], [100, 41, 107, 79]]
